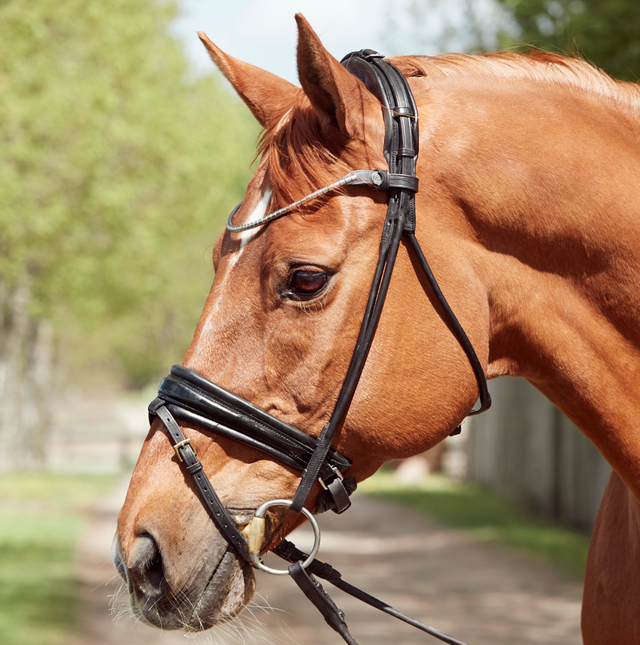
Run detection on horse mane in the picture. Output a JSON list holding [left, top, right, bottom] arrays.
[[390, 50, 640, 108], [259, 51, 640, 204]]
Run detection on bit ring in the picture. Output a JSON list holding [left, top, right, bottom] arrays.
[[250, 499, 320, 576]]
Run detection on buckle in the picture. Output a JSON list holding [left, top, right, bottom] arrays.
[[319, 465, 343, 490], [173, 438, 196, 462]]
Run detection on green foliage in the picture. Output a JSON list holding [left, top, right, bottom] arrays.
[[499, 0, 640, 81], [0, 473, 120, 645], [0, 0, 258, 385], [361, 473, 591, 578], [0, 473, 119, 507]]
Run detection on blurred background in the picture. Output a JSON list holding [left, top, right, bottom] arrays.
[[0, 0, 638, 644]]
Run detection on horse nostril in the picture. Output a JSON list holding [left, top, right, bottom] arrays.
[[145, 546, 164, 589], [130, 533, 166, 596]]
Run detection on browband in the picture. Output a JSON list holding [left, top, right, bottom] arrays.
[[226, 169, 419, 233]]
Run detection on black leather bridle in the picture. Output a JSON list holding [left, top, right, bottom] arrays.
[[147, 50, 490, 645]]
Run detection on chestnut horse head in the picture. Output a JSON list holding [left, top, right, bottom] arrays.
[[115, 14, 640, 645]]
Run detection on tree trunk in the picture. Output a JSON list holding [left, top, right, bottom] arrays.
[[0, 279, 54, 471], [28, 317, 53, 468]]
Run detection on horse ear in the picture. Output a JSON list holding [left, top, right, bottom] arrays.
[[197, 32, 298, 128], [295, 14, 378, 137]]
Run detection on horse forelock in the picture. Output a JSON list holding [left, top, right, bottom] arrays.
[[256, 90, 353, 208], [391, 51, 640, 109]]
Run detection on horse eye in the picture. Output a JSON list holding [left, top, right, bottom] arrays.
[[290, 270, 327, 295]]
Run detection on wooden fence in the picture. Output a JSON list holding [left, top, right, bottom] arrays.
[[464, 377, 611, 531]]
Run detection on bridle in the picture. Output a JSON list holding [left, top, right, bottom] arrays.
[[148, 50, 490, 645]]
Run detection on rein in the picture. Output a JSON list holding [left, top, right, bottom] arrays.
[[148, 50, 490, 645]]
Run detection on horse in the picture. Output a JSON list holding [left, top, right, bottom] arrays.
[[114, 14, 640, 644]]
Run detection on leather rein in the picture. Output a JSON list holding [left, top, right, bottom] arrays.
[[148, 50, 490, 645]]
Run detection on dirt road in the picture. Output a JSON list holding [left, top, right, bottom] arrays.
[[75, 479, 583, 645]]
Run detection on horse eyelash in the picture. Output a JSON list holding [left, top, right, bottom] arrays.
[[296, 299, 325, 315]]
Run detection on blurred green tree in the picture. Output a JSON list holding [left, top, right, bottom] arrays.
[[499, 0, 640, 81], [0, 0, 257, 466], [383, 1, 640, 82]]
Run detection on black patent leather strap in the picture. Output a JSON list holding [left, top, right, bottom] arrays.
[[162, 403, 311, 472], [150, 399, 251, 562], [151, 367, 355, 514], [158, 366, 351, 476]]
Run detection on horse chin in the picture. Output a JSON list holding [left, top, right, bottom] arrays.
[[111, 535, 256, 631]]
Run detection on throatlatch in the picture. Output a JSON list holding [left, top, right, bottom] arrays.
[[149, 49, 491, 645]]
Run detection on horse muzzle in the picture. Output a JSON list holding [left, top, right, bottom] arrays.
[[111, 525, 256, 631]]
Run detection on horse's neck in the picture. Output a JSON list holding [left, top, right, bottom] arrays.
[[426, 77, 640, 500]]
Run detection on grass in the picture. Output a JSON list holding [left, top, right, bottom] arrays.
[[359, 472, 591, 578], [0, 473, 120, 645]]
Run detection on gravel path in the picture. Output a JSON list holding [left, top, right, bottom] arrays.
[[75, 479, 584, 645]]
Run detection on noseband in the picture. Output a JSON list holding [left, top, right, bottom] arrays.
[[148, 50, 490, 645]]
